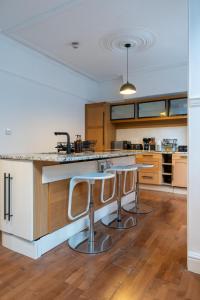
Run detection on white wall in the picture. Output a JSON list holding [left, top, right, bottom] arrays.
[[116, 126, 187, 146], [96, 64, 187, 102], [96, 76, 124, 102], [125, 64, 187, 99], [0, 34, 98, 153], [188, 0, 200, 274]]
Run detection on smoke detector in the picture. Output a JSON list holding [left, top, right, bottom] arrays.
[[71, 42, 79, 49]]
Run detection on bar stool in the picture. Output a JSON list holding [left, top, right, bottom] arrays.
[[67, 172, 115, 254], [123, 163, 154, 214], [101, 165, 138, 229]]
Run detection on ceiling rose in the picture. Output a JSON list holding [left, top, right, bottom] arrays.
[[99, 28, 156, 53]]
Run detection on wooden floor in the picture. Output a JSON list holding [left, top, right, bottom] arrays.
[[0, 190, 200, 300]]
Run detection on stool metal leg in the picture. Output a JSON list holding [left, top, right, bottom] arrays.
[[123, 170, 153, 214], [68, 183, 112, 254], [101, 172, 137, 229]]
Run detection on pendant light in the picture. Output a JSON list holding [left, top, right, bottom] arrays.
[[120, 43, 136, 95]]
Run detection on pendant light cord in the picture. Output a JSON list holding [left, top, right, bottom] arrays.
[[127, 45, 129, 82]]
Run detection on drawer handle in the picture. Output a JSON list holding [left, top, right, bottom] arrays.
[[142, 175, 153, 179]]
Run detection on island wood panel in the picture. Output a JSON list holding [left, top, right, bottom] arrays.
[[48, 172, 134, 233], [33, 161, 57, 239]]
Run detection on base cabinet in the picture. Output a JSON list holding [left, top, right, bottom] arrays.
[[136, 153, 162, 185], [136, 152, 187, 188], [0, 160, 34, 241], [172, 154, 187, 187]]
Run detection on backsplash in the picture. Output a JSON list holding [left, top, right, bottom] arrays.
[[116, 126, 187, 145]]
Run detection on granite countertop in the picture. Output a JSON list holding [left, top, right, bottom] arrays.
[[0, 150, 140, 163], [0, 150, 188, 163]]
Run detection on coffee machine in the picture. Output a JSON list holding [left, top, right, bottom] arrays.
[[143, 137, 156, 151]]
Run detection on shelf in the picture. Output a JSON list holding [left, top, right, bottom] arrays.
[[162, 183, 172, 186], [112, 115, 187, 129], [162, 163, 172, 165], [162, 173, 172, 175]]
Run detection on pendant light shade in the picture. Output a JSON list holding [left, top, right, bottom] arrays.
[[120, 43, 136, 95], [120, 82, 136, 95]]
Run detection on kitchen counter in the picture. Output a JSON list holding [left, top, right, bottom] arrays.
[[142, 151, 188, 155], [0, 150, 140, 163], [0, 151, 136, 259]]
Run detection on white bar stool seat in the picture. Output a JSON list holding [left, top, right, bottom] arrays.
[[123, 163, 154, 214], [101, 165, 138, 229], [67, 172, 115, 254]]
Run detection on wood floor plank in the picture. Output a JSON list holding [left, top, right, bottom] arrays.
[[0, 190, 199, 300]]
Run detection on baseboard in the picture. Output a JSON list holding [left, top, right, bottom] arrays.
[[1, 192, 134, 259], [188, 251, 200, 274], [140, 184, 187, 195]]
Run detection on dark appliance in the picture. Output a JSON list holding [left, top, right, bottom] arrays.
[[178, 145, 187, 152], [82, 140, 96, 152], [143, 137, 156, 151], [111, 141, 131, 150], [131, 144, 143, 150], [161, 139, 177, 152]]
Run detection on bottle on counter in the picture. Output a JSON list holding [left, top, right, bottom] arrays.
[[74, 135, 83, 153]]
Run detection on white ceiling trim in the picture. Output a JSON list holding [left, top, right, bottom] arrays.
[[128, 62, 188, 76], [2, 0, 84, 33], [5, 31, 188, 83], [3, 32, 98, 82]]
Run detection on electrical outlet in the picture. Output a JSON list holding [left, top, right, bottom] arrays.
[[5, 128, 12, 135]]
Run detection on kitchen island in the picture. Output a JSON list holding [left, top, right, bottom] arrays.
[[0, 151, 137, 258]]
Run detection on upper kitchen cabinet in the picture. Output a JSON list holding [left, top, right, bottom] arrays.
[[110, 92, 187, 129], [169, 98, 187, 116], [85, 103, 115, 151], [111, 103, 135, 120], [138, 100, 166, 118]]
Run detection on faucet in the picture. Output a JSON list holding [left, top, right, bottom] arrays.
[[54, 132, 71, 154]]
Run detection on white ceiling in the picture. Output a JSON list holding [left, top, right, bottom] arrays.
[[0, 0, 188, 81]]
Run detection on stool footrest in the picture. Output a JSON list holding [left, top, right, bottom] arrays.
[[68, 230, 112, 254], [101, 213, 137, 229], [123, 202, 153, 214]]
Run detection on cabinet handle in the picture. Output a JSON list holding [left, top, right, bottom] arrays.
[[4, 173, 8, 220], [142, 175, 153, 179], [8, 174, 13, 221], [102, 111, 105, 146]]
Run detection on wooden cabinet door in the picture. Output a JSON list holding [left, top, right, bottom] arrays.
[[172, 157, 187, 187], [86, 128, 104, 151], [85, 103, 105, 151], [85, 104, 104, 128], [0, 160, 34, 241], [85, 103, 115, 151]]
